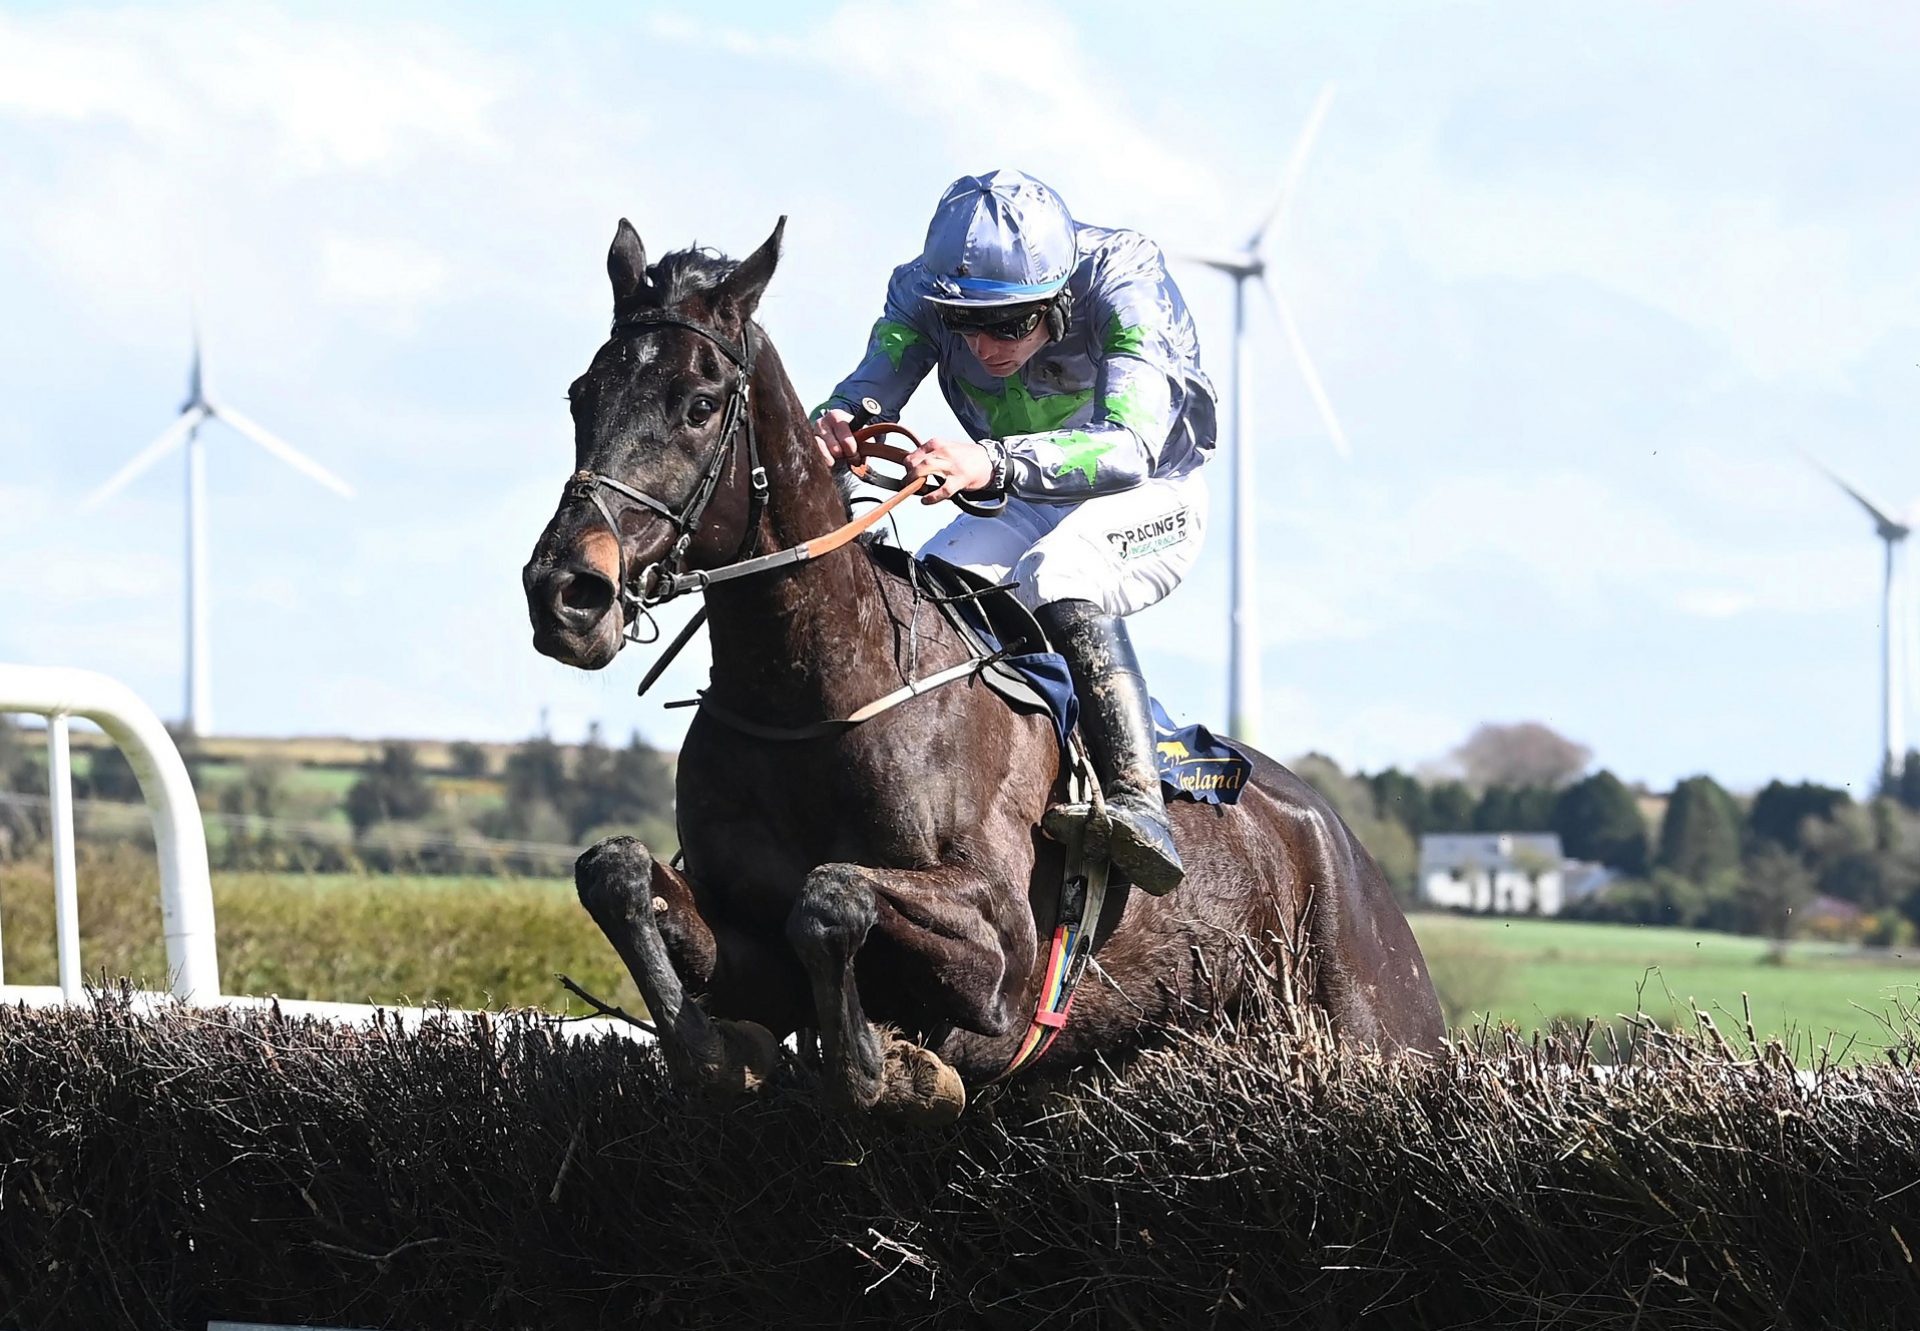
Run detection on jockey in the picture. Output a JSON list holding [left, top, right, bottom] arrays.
[[814, 169, 1218, 896]]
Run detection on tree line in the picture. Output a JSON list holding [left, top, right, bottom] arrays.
[[11, 708, 1920, 944], [1295, 723, 1920, 947], [0, 716, 677, 876]]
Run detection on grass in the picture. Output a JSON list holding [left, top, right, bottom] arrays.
[[187, 759, 364, 799], [10, 851, 1918, 1057], [1411, 911, 1920, 1055], [0, 853, 638, 1015]]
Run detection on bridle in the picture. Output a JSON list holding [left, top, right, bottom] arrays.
[[562, 306, 1004, 649], [566, 308, 768, 640]]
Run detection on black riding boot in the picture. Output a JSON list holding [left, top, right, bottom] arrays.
[[1037, 599, 1186, 896]]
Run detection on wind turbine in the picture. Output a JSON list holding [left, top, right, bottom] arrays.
[[1178, 84, 1348, 746], [82, 326, 352, 739], [1806, 454, 1916, 784]]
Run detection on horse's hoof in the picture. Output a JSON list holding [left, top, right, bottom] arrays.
[[876, 1040, 967, 1128]]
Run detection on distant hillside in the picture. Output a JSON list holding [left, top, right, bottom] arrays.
[[35, 730, 655, 777]]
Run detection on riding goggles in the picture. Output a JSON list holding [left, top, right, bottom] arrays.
[[937, 300, 1052, 342]]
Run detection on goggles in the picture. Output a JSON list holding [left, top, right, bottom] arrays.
[[938, 300, 1051, 342]]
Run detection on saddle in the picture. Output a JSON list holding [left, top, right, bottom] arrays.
[[863, 539, 1251, 807], [862, 540, 1078, 748]]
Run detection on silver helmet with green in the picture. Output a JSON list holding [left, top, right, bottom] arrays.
[[921, 169, 1078, 340]]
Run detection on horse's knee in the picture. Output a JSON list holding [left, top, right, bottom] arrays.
[[576, 834, 651, 897], [788, 864, 878, 968]]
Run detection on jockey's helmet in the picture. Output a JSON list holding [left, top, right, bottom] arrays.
[[921, 170, 1078, 312]]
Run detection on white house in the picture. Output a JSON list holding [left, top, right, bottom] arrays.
[[1419, 832, 1570, 915]]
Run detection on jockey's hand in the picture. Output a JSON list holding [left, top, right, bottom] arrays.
[[812, 408, 860, 467], [905, 437, 995, 505]]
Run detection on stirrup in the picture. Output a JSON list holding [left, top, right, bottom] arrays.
[[1043, 800, 1110, 856], [1044, 797, 1184, 896]]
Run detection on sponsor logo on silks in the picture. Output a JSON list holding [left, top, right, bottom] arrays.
[[1107, 507, 1190, 561], [1150, 699, 1251, 806]]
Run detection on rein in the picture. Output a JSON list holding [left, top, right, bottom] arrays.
[[636, 423, 933, 604]]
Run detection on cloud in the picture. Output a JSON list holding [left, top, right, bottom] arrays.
[[1399, 183, 1916, 383], [0, 6, 501, 172], [2, 0, 1917, 793], [642, 1, 1228, 228]]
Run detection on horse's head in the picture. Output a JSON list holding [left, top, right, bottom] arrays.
[[523, 217, 784, 669]]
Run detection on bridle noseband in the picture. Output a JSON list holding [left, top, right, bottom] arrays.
[[567, 308, 768, 639]]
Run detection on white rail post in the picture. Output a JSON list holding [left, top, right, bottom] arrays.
[[0, 664, 220, 1001], [47, 712, 83, 1001]]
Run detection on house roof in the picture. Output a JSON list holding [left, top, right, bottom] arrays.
[[1419, 832, 1566, 872]]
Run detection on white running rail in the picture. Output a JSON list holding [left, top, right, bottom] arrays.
[[0, 664, 646, 1043], [0, 663, 220, 1001]]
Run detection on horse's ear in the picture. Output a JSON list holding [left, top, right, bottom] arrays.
[[608, 219, 648, 310], [717, 216, 785, 322]]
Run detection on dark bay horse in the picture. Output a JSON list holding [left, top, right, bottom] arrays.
[[523, 218, 1442, 1123]]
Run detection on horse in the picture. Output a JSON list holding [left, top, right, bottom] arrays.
[[522, 217, 1443, 1124]]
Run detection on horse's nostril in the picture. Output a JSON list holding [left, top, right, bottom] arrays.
[[537, 565, 617, 632], [560, 570, 615, 615]]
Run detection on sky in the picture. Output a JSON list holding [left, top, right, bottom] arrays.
[[2, 0, 1917, 795]]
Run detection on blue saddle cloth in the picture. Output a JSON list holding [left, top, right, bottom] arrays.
[[1148, 700, 1253, 806], [903, 552, 1252, 807]]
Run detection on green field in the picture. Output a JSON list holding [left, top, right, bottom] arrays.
[[0, 858, 629, 1015], [11, 855, 1920, 1058], [1411, 912, 1920, 1055]]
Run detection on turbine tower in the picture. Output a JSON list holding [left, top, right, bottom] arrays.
[[1807, 455, 1914, 783], [1178, 84, 1349, 745], [82, 326, 352, 739]]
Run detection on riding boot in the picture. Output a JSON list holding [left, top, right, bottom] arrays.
[[1037, 598, 1186, 896]]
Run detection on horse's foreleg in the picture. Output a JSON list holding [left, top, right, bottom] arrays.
[[649, 855, 808, 1033], [788, 863, 969, 1126], [575, 836, 778, 1097]]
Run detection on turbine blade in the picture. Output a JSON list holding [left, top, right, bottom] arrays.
[[1802, 451, 1908, 535], [211, 403, 354, 497], [80, 406, 207, 510], [186, 310, 205, 409], [1173, 249, 1261, 276], [1249, 83, 1337, 251], [1261, 278, 1350, 457]]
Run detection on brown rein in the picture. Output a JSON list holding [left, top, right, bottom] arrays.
[[809, 421, 932, 555]]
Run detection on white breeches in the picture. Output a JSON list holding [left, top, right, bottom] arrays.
[[917, 469, 1209, 616]]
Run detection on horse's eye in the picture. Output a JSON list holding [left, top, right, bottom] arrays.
[[688, 395, 718, 427]]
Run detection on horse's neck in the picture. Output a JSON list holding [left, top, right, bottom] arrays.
[[701, 337, 906, 718]]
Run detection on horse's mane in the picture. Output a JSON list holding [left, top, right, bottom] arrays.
[[640, 246, 738, 309]]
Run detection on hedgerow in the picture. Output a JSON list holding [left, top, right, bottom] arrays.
[[0, 851, 636, 1013], [2, 984, 1917, 1328]]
